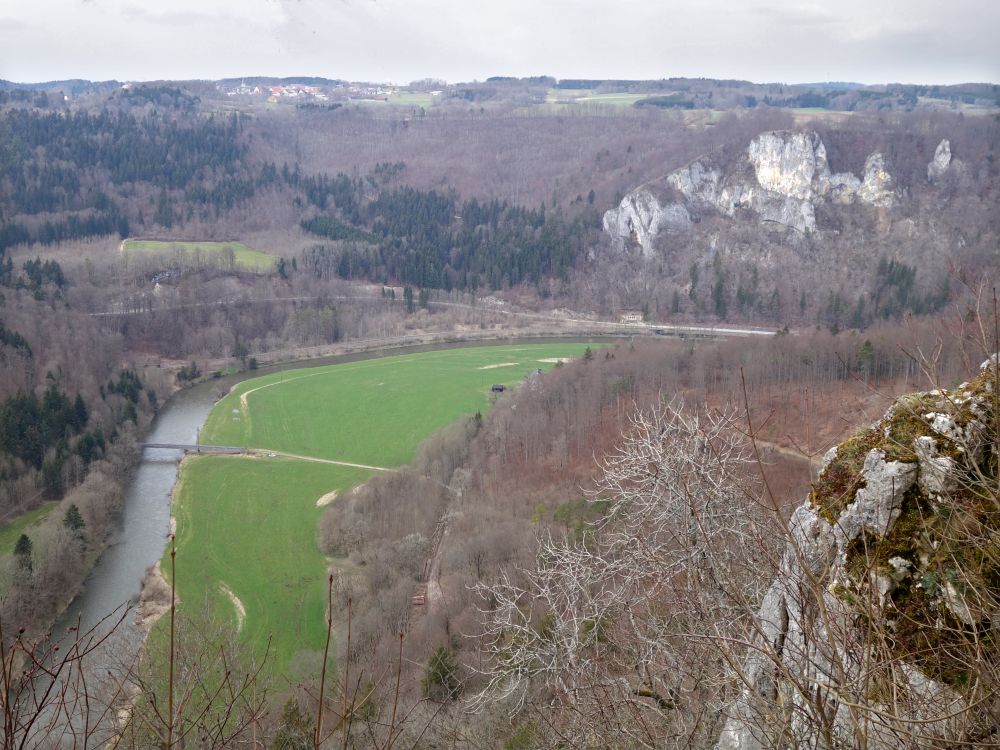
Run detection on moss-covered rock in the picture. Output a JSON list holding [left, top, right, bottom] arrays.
[[720, 356, 1000, 749]]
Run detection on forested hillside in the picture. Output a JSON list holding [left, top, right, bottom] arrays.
[[3, 87, 996, 333]]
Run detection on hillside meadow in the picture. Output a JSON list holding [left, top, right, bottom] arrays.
[[0, 502, 58, 558]]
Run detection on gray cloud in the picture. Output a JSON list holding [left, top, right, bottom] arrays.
[[0, 18, 29, 33], [1, 0, 996, 84]]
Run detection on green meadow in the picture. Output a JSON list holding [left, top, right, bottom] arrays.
[[165, 343, 596, 676], [387, 91, 438, 107], [545, 89, 649, 108], [0, 502, 58, 557], [575, 92, 648, 107], [201, 344, 590, 467], [167, 457, 369, 675], [122, 239, 277, 272]]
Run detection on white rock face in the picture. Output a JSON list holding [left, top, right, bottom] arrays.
[[719, 131, 845, 233], [828, 172, 862, 204], [601, 189, 690, 256], [820, 444, 838, 471], [927, 139, 952, 182], [923, 410, 986, 461], [913, 436, 957, 496], [603, 130, 897, 253], [857, 152, 894, 207], [746, 131, 829, 200], [667, 160, 722, 207]]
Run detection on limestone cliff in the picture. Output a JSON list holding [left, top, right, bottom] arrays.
[[600, 189, 690, 253], [604, 130, 896, 255], [928, 139, 952, 182], [718, 356, 1000, 749]]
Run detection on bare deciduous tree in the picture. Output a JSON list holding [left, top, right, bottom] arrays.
[[471, 401, 775, 748]]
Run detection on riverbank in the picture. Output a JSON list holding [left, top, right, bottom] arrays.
[[137, 560, 172, 633], [6, 433, 145, 641]]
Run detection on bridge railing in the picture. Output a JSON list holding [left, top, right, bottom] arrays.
[[139, 443, 245, 454]]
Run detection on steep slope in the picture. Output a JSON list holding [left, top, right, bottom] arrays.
[[719, 355, 1000, 748]]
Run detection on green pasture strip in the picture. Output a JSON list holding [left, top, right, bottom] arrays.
[[545, 90, 647, 108], [576, 93, 647, 106], [122, 240, 277, 271], [545, 88, 598, 102], [163, 456, 370, 677], [201, 344, 593, 468], [388, 91, 437, 107]]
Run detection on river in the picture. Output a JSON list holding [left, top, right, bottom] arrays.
[[54, 383, 216, 640]]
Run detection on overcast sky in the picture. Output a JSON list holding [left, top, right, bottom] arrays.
[[1, 0, 997, 85]]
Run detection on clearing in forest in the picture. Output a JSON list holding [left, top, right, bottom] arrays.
[[0, 502, 59, 588], [121, 239, 277, 272]]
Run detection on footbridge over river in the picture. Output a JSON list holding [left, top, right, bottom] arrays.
[[139, 442, 246, 454]]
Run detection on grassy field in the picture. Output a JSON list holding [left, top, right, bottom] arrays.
[[167, 343, 596, 676], [576, 92, 648, 107], [545, 89, 648, 109], [546, 88, 602, 103], [202, 344, 591, 466], [387, 91, 437, 108], [167, 457, 369, 676], [122, 240, 277, 272], [0, 502, 58, 557]]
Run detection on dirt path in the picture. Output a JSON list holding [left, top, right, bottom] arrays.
[[253, 449, 394, 473], [218, 583, 246, 632], [425, 519, 448, 607]]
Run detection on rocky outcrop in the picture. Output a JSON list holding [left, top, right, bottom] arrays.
[[667, 159, 723, 208], [600, 189, 690, 257], [928, 139, 952, 182], [745, 131, 829, 199], [718, 356, 1000, 749], [604, 130, 897, 253], [857, 152, 895, 208]]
